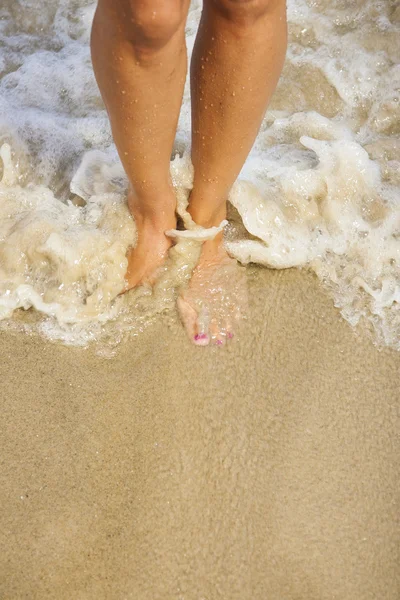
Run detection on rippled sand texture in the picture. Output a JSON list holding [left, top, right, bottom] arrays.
[[1, 270, 399, 599], [0, 0, 399, 350]]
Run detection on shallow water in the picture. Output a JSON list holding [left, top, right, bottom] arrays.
[[0, 0, 399, 352]]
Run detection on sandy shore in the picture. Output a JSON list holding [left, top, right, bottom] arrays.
[[0, 267, 399, 600]]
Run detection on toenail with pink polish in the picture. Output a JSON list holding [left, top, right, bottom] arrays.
[[194, 333, 208, 341]]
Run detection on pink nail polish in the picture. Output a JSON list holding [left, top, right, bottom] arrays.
[[193, 333, 209, 346]]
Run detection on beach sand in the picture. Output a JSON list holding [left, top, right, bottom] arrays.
[[1, 267, 399, 600]]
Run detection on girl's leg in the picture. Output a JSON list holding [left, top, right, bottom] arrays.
[[179, 0, 287, 343], [91, 0, 190, 290]]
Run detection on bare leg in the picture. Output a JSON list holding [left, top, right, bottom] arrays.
[[178, 0, 287, 344], [91, 0, 189, 290]]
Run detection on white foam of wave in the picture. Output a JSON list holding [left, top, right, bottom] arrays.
[[0, 0, 399, 350]]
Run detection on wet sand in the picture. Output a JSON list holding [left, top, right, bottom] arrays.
[[0, 267, 399, 600]]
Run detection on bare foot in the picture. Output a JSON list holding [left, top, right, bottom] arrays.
[[177, 232, 248, 346], [123, 190, 176, 292]]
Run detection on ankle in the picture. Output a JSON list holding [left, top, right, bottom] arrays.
[[134, 213, 177, 237], [187, 201, 227, 228], [128, 188, 177, 231]]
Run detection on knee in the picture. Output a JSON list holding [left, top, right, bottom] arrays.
[[122, 0, 186, 51], [212, 0, 281, 26]]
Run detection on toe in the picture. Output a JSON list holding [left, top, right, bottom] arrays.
[[193, 333, 210, 346], [209, 318, 226, 346], [177, 296, 210, 346], [177, 295, 197, 337], [224, 319, 234, 342], [209, 318, 219, 340]]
